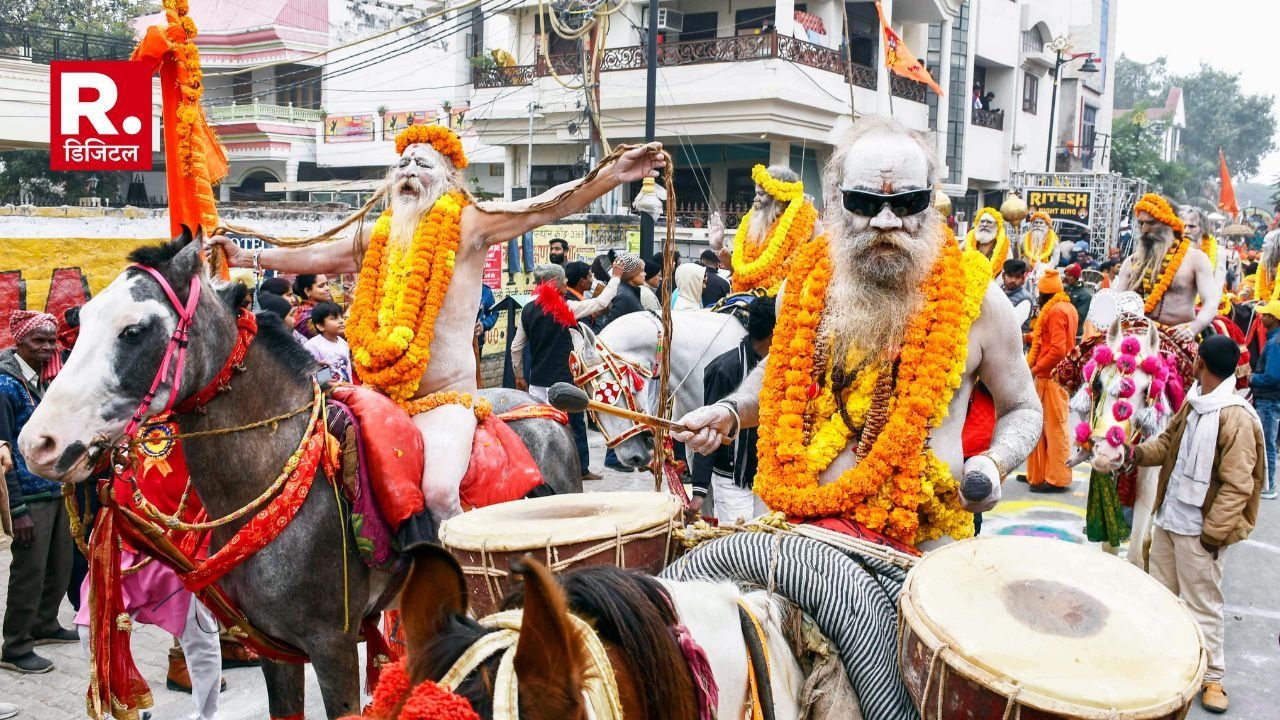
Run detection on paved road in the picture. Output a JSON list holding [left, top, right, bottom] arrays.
[[2, 436, 1275, 718]]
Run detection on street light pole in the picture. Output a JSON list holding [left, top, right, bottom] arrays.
[[1045, 49, 1062, 172], [527, 102, 540, 196], [638, 0, 659, 259]]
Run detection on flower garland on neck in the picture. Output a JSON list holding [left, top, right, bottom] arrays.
[[1255, 265, 1279, 303], [754, 230, 991, 545], [730, 165, 816, 294], [1026, 292, 1069, 365], [1021, 212, 1057, 269], [347, 191, 469, 406], [1139, 236, 1190, 314], [965, 207, 1009, 278], [1200, 235, 1218, 270]]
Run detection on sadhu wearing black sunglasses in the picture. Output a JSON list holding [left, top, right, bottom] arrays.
[[674, 115, 1042, 551]]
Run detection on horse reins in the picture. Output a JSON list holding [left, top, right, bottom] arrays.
[[119, 264, 202, 445]]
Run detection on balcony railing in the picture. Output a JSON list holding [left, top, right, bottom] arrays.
[[971, 107, 1005, 130], [208, 100, 325, 123], [474, 32, 876, 91], [0, 22, 133, 63], [890, 75, 927, 103]]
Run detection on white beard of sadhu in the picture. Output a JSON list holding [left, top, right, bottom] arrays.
[[385, 164, 449, 252], [822, 199, 942, 364]]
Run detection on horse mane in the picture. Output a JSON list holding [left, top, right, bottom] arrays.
[[127, 240, 185, 268], [251, 310, 318, 381], [506, 567, 697, 720], [413, 614, 499, 718]]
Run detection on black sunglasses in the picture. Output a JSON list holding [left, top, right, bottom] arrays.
[[840, 187, 934, 217]]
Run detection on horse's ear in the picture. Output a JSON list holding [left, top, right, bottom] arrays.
[[1145, 320, 1160, 353], [1106, 316, 1123, 347], [399, 546, 468, 666], [176, 224, 196, 247], [511, 556, 586, 720]]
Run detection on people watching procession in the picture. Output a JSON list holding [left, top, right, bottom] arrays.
[[706, 164, 821, 295]]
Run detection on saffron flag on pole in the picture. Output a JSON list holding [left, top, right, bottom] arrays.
[[875, 0, 945, 96], [1218, 148, 1239, 218]]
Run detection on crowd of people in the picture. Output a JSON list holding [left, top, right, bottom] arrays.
[[0, 117, 1274, 718]]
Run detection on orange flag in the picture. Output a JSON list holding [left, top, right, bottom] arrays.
[[875, 0, 945, 96], [1218, 148, 1239, 218], [131, 0, 228, 243]]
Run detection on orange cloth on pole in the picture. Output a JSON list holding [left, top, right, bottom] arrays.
[[1029, 300, 1078, 378], [131, 3, 227, 243], [1218, 148, 1239, 218], [1028, 376, 1073, 488], [874, 1, 945, 96]]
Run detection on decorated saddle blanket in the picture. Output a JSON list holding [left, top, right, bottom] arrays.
[[328, 385, 567, 535]]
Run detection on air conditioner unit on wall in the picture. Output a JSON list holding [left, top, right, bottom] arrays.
[[642, 8, 684, 33]]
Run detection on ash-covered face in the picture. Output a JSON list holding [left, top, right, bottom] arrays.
[[975, 213, 998, 244], [830, 131, 936, 286], [1181, 211, 1204, 241], [1030, 217, 1049, 236], [1137, 211, 1174, 249], [385, 144, 454, 247]]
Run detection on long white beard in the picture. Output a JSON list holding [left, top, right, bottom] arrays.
[[388, 177, 445, 251], [974, 227, 997, 247], [1028, 227, 1049, 253], [747, 201, 782, 243], [823, 216, 941, 364], [1133, 234, 1173, 283]]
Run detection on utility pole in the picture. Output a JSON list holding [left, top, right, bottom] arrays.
[[638, 0, 659, 259], [527, 102, 541, 195]]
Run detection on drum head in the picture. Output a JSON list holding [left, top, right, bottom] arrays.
[[440, 492, 681, 551], [903, 536, 1203, 714]]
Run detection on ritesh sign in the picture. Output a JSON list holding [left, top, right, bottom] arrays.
[[1025, 188, 1093, 223]]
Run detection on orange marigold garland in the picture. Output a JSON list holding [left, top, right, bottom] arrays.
[[395, 125, 468, 169], [1140, 236, 1190, 314], [1026, 292, 1069, 365], [347, 192, 469, 407], [754, 230, 989, 544], [346, 658, 480, 720]]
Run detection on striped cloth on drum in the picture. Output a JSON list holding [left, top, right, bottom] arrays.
[[661, 532, 917, 720]]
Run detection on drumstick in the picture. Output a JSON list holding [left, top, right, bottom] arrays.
[[546, 383, 731, 445]]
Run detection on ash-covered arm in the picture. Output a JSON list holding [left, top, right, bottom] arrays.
[[976, 285, 1043, 476]]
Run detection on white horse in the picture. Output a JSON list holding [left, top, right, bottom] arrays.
[[570, 310, 747, 468], [1073, 315, 1184, 568]]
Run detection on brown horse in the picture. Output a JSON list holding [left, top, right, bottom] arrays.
[[392, 547, 808, 720]]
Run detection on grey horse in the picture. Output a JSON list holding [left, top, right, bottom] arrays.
[[18, 230, 579, 718]]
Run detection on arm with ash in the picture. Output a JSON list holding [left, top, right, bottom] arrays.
[[970, 284, 1042, 488]]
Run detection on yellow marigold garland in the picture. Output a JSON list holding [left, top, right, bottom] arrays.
[[751, 164, 803, 202], [395, 125, 468, 169], [400, 391, 492, 420], [1255, 265, 1279, 303], [754, 230, 990, 545], [1021, 212, 1057, 269], [1201, 235, 1218, 270], [1026, 292, 1069, 365], [730, 200, 816, 294], [965, 207, 1009, 277], [347, 191, 469, 407], [1134, 193, 1185, 234], [1141, 236, 1190, 314]]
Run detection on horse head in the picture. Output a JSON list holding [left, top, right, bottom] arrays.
[[569, 322, 656, 469], [19, 227, 245, 483], [1081, 317, 1178, 472]]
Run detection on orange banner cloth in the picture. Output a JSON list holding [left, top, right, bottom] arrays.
[[1218, 148, 1239, 218], [130, 3, 227, 241], [875, 0, 945, 96]]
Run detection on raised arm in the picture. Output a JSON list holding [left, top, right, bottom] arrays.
[[467, 143, 667, 247], [210, 230, 363, 275]]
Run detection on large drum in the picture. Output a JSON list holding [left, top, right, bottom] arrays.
[[899, 536, 1204, 719], [439, 492, 682, 615]]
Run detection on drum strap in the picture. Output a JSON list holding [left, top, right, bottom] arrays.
[[736, 600, 776, 720], [438, 610, 625, 720]]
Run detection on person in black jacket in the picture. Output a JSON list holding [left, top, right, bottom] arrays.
[[700, 250, 731, 307], [604, 252, 647, 326], [690, 297, 775, 520]]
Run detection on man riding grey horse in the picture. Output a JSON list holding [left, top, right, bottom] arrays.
[[209, 128, 665, 541]]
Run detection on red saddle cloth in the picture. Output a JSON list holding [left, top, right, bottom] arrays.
[[330, 385, 563, 527]]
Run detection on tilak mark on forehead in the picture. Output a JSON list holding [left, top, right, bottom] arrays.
[[841, 133, 929, 194]]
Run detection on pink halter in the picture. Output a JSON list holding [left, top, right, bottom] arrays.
[[121, 264, 202, 440]]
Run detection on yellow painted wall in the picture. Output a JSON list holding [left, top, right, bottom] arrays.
[[1, 237, 166, 311]]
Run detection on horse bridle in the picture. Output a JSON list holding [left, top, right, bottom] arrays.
[[121, 264, 202, 443], [570, 331, 657, 448]]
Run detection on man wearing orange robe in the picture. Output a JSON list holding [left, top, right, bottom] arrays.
[[1027, 269, 1079, 492]]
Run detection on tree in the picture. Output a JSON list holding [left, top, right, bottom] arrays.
[[0, 0, 149, 37], [1178, 64, 1277, 180], [1114, 55, 1168, 110], [0, 150, 121, 206]]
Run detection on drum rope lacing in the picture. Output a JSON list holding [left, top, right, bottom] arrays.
[[466, 514, 678, 607], [435, 609, 625, 720]]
